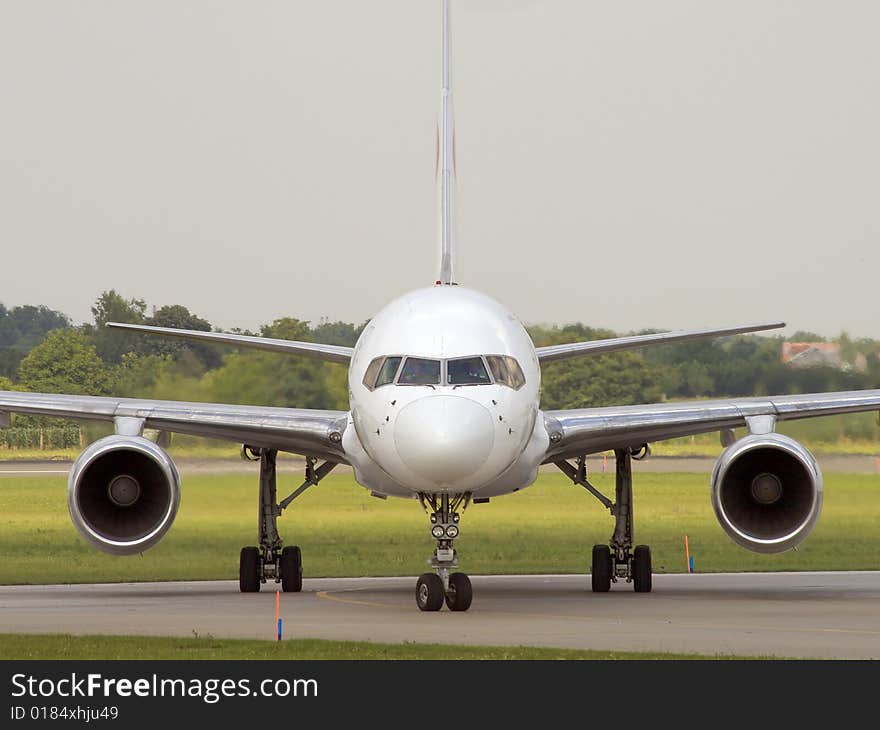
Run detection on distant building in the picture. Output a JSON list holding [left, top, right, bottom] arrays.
[[781, 342, 844, 369]]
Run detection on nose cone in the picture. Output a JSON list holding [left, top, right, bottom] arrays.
[[394, 396, 495, 484]]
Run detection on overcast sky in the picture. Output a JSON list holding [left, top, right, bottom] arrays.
[[1, 1, 878, 338]]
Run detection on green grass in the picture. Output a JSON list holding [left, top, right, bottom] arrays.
[[2, 470, 880, 586], [0, 633, 752, 660]]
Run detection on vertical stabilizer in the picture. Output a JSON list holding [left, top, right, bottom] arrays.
[[437, 0, 456, 284]]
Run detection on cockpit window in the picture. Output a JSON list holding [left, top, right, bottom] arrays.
[[363, 356, 402, 390], [486, 355, 526, 390], [362, 357, 384, 390], [447, 356, 491, 385], [364, 354, 524, 390], [375, 356, 402, 388], [398, 357, 441, 386]]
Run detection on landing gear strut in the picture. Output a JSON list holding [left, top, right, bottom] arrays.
[[239, 447, 337, 593], [555, 448, 652, 593], [415, 492, 472, 611]]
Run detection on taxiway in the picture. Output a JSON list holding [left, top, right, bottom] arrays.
[[1, 572, 878, 658]]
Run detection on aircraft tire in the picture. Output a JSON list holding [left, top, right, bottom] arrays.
[[280, 546, 303, 592], [445, 572, 473, 611], [591, 544, 612, 592], [416, 573, 444, 611], [239, 547, 261, 593], [632, 545, 652, 593]]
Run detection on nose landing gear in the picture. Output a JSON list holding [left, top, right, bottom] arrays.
[[416, 493, 473, 611]]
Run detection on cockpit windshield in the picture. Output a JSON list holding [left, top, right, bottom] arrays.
[[446, 356, 491, 385], [398, 357, 441, 386], [363, 354, 525, 390]]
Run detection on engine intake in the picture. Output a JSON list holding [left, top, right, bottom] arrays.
[[710, 433, 822, 553], [68, 435, 181, 555]]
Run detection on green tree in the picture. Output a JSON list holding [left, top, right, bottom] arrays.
[[678, 361, 714, 398], [18, 330, 110, 395], [0, 349, 24, 380], [91, 289, 146, 327], [203, 318, 338, 409], [530, 323, 664, 409], [540, 351, 664, 409], [311, 320, 366, 347], [789, 331, 826, 343], [111, 352, 169, 397], [140, 304, 220, 368], [87, 290, 146, 364], [0, 303, 70, 349]]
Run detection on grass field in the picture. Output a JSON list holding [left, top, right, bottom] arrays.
[[0, 634, 754, 660], [2, 469, 879, 586]]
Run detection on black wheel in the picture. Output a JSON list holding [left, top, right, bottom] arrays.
[[445, 572, 473, 611], [280, 546, 303, 593], [415, 573, 444, 611], [239, 547, 261, 593], [591, 544, 612, 592], [632, 544, 652, 593]]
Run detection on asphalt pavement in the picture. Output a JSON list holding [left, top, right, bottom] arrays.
[[2, 572, 879, 658]]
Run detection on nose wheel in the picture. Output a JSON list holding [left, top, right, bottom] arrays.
[[444, 572, 473, 611], [416, 493, 473, 611], [416, 571, 472, 612], [415, 573, 444, 611]]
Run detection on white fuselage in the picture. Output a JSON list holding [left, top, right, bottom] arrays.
[[342, 285, 549, 499]]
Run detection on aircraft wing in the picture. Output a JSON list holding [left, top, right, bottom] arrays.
[[0, 391, 349, 462], [106, 323, 353, 365], [543, 389, 880, 461], [535, 321, 785, 364]]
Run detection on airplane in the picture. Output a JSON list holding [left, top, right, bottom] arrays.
[[2, 0, 880, 612]]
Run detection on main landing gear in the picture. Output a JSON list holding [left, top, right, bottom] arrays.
[[239, 447, 337, 593], [555, 447, 653, 593], [415, 493, 473, 611]]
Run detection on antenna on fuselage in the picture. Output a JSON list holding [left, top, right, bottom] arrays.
[[437, 0, 456, 285]]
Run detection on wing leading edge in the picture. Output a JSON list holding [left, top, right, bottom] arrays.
[[543, 389, 880, 462], [106, 323, 354, 365], [0, 390, 348, 462], [535, 321, 785, 364]]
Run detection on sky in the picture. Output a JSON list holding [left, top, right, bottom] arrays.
[[1, 1, 878, 338]]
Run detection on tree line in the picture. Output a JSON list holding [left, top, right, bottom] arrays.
[[2, 290, 880, 448]]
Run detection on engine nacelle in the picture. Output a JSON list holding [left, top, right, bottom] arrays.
[[711, 433, 822, 554], [67, 435, 181, 556]]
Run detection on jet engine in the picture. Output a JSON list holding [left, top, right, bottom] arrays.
[[67, 435, 181, 555], [710, 433, 822, 553]]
